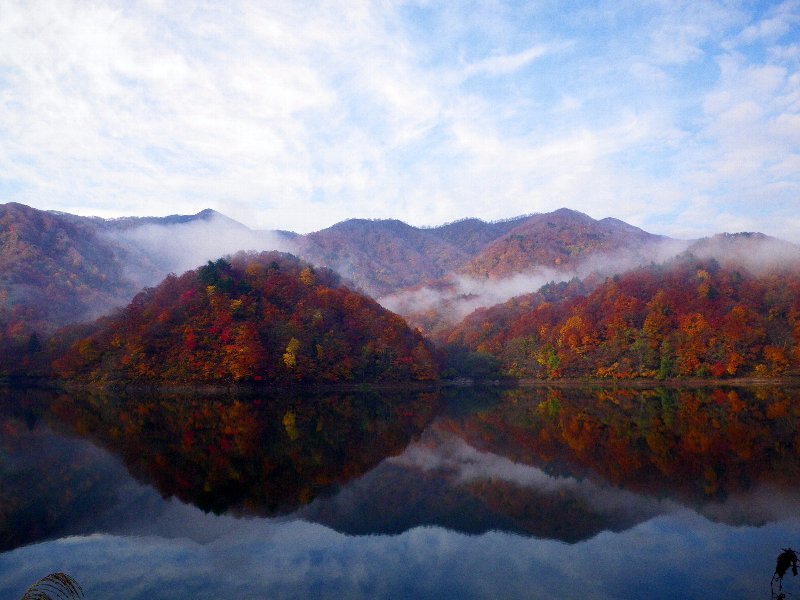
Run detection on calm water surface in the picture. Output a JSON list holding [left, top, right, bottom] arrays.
[[1, 385, 799, 599]]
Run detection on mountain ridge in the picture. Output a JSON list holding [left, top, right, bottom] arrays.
[[3, 201, 800, 381]]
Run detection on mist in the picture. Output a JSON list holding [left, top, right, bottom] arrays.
[[106, 213, 297, 289], [689, 233, 800, 275], [380, 238, 690, 327]]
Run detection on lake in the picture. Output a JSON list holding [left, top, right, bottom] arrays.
[[1, 384, 799, 599]]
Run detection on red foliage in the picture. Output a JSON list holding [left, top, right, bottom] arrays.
[[51, 252, 438, 384], [445, 256, 800, 379]]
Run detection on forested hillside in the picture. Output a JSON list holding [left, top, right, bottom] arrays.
[[4, 201, 800, 384], [0, 203, 140, 373], [51, 252, 438, 384], [296, 209, 676, 301], [458, 208, 666, 279], [445, 245, 800, 379], [0, 203, 292, 377], [294, 218, 470, 297]]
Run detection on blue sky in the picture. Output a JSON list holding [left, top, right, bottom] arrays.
[[1, 1, 799, 241]]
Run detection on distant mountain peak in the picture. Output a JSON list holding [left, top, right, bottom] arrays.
[[52, 207, 251, 231], [40, 206, 232, 230], [318, 217, 415, 235], [549, 207, 592, 219]]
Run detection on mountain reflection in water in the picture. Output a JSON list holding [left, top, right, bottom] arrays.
[[1, 385, 799, 599]]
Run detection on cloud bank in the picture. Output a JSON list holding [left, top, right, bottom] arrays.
[[380, 239, 690, 325], [110, 213, 295, 287], [0, 1, 799, 242]]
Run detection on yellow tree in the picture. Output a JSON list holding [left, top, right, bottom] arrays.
[[283, 337, 301, 370]]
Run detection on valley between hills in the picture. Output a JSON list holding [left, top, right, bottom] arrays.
[[2, 201, 799, 384]]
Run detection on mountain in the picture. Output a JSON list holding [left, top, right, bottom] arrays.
[[425, 216, 528, 256], [0, 203, 142, 373], [6, 201, 800, 383], [376, 210, 685, 336], [458, 208, 667, 279], [0, 203, 679, 342], [293, 218, 471, 298], [0, 203, 292, 342], [294, 209, 677, 300], [99, 207, 293, 290], [52, 207, 232, 230], [444, 240, 800, 379], [50, 251, 438, 384], [51, 205, 299, 285]]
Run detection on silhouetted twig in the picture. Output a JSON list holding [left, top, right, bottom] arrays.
[[20, 572, 84, 600]]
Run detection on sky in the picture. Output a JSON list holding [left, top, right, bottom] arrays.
[[0, 1, 799, 241]]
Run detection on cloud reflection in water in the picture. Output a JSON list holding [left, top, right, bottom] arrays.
[[2, 511, 798, 599]]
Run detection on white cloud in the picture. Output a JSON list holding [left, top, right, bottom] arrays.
[[0, 0, 798, 242], [737, 0, 800, 44], [462, 44, 554, 78]]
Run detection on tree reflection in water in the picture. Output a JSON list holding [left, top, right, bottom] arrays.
[[2, 385, 800, 551]]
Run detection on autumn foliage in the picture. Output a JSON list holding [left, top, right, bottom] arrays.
[[51, 252, 438, 384], [41, 388, 440, 515], [458, 208, 661, 279], [445, 255, 800, 379], [439, 386, 800, 504], [0, 203, 139, 375]]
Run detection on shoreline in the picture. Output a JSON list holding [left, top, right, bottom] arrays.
[[515, 376, 800, 389], [4, 374, 800, 395]]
